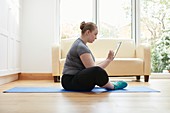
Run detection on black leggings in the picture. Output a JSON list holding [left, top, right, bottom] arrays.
[[61, 66, 109, 91]]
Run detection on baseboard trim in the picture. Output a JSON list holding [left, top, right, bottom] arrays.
[[0, 74, 18, 85], [19, 73, 53, 80]]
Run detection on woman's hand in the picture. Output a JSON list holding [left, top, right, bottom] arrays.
[[95, 50, 114, 69], [107, 50, 114, 61]]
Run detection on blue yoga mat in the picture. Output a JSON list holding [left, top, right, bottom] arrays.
[[3, 86, 160, 93]]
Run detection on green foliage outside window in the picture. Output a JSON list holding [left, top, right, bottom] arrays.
[[151, 32, 170, 72]]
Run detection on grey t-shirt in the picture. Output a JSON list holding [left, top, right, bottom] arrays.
[[62, 38, 95, 75]]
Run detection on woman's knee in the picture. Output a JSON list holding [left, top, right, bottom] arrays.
[[92, 67, 109, 86], [93, 66, 107, 74], [92, 66, 108, 79]]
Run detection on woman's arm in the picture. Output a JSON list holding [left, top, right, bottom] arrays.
[[80, 50, 114, 69]]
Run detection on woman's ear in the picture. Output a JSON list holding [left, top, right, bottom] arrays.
[[85, 30, 91, 35]]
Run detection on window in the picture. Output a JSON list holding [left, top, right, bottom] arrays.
[[60, 0, 132, 39], [98, 0, 132, 38], [60, 0, 93, 39]]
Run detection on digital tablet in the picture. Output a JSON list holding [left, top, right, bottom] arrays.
[[113, 42, 122, 59]]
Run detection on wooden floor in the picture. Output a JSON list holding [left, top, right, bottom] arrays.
[[0, 78, 170, 113]]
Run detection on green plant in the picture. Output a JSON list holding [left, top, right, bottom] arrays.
[[151, 32, 170, 72], [165, 64, 170, 70], [165, 64, 170, 73]]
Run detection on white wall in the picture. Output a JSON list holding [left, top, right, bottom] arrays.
[[0, 0, 21, 76], [21, 0, 58, 73]]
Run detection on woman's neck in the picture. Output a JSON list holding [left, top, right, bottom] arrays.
[[80, 36, 87, 44]]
